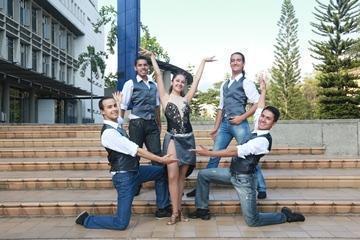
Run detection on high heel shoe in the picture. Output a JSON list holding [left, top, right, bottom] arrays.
[[167, 214, 180, 225], [178, 210, 189, 222]]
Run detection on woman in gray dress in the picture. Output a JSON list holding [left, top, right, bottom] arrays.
[[141, 48, 215, 225]]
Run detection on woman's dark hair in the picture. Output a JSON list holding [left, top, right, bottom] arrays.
[[263, 106, 280, 122], [230, 52, 246, 76], [168, 72, 187, 97]]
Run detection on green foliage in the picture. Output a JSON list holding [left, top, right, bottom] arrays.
[[140, 24, 170, 63], [269, 0, 308, 119], [310, 0, 360, 119], [104, 72, 118, 88], [190, 81, 222, 120], [301, 74, 321, 119], [92, 6, 170, 88], [92, 6, 117, 55], [77, 45, 107, 79]]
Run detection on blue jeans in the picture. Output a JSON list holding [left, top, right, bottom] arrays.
[[84, 165, 169, 230], [195, 168, 286, 227], [206, 118, 266, 192]]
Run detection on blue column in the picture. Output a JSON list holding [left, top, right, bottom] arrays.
[[117, 0, 140, 91]]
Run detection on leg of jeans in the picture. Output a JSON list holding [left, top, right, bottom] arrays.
[[255, 165, 266, 192], [231, 119, 251, 145], [207, 120, 233, 168], [138, 165, 169, 209], [128, 119, 145, 148], [231, 121, 266, 193], [195, 168, 232, 209], [84, 172, 138, 230], [231, 174, 286, 227]]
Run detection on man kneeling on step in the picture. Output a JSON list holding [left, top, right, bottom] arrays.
[[189, 78, 305, 226], [75, 93, 176, 230]]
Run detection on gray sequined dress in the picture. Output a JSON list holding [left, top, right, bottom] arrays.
[[162, 96, 196, 170]]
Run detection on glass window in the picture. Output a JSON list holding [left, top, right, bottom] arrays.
[[42, 54, 50, 75], [32, 50, 38, 71], [7, 0, 13, 17], [60, 64, 65, 82], [7, 37, 13, 62], [42, 15, 50, 40], [20, 43, 28, 67], [32, 8, 37, 33]]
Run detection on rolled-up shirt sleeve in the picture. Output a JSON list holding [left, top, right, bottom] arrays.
[[120, 80, 133, 110], [236, 137, 269, 158], [243, 79, 260, 104], [101, 128, 138, 157]]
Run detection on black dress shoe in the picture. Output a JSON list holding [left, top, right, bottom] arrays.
[[257, 191, 267, 199], [186, 188, 196, 197], [281, 207, 305, 222], [188, 208, 211, 220], [155, 205, 172, 219], [75, 211, 89, 225]]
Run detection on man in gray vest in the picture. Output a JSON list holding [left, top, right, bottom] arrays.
[[75, 95, 177, 230], [189, 78, 305, 226], [187, 52, 267, 199], [120, 56, 168, 202]]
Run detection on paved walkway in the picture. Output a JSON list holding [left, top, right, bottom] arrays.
[[1, 214, 360, 239]]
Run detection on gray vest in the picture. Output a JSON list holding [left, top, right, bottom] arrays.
[[101, 124, 139, 172], [131, 79, 157, 120], [230, 132, 272, 174], [223, 76, 247, 117]]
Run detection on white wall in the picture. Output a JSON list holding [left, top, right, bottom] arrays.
[[48, 0, 105, 123]]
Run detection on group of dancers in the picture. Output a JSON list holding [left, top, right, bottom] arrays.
[[75, 49, 305, 230]]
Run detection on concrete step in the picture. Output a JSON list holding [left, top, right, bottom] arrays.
[[1, 188, 360, 216], [0, 137, 231, 148], [0, 146, 325, 158], [0, 124, 102, 132], [1, 156, 359, 171], [0, 130, 214, 139], [1, 168, 360, 190]]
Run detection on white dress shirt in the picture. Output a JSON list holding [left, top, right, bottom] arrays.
[[120, 75, 160, 120], [218, 73, 260, 109], [101, 119, 138, 157], [236, 108, 270, 158]]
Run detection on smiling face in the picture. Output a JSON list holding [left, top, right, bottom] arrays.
[[134, 59, 149, 79], [100, 98, 119, 122], [257, 109, 276, 130], [230, 53, 245, 75], [171, 74, 186, 94]]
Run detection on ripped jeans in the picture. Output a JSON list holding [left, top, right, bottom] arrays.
[[195, 168, 286, 227]]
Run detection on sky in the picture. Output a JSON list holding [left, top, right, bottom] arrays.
[[99, 0, 324, 90]]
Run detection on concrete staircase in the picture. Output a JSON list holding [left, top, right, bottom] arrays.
[[1, 124, 359, 217]]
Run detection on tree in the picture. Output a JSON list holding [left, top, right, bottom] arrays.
[[310, 0, 360, 119], [190, 79, 223, 120], [92, 6, 170, 87], [269, 0, 307, 119], [77, 45, 107, 122]]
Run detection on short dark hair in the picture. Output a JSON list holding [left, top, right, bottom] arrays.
[[98, 97, 114, 110], [263, 106, 280, 122], [134, 56, 149, 66]]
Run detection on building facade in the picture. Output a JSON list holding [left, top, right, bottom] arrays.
[[0, 0, 104, 123]]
